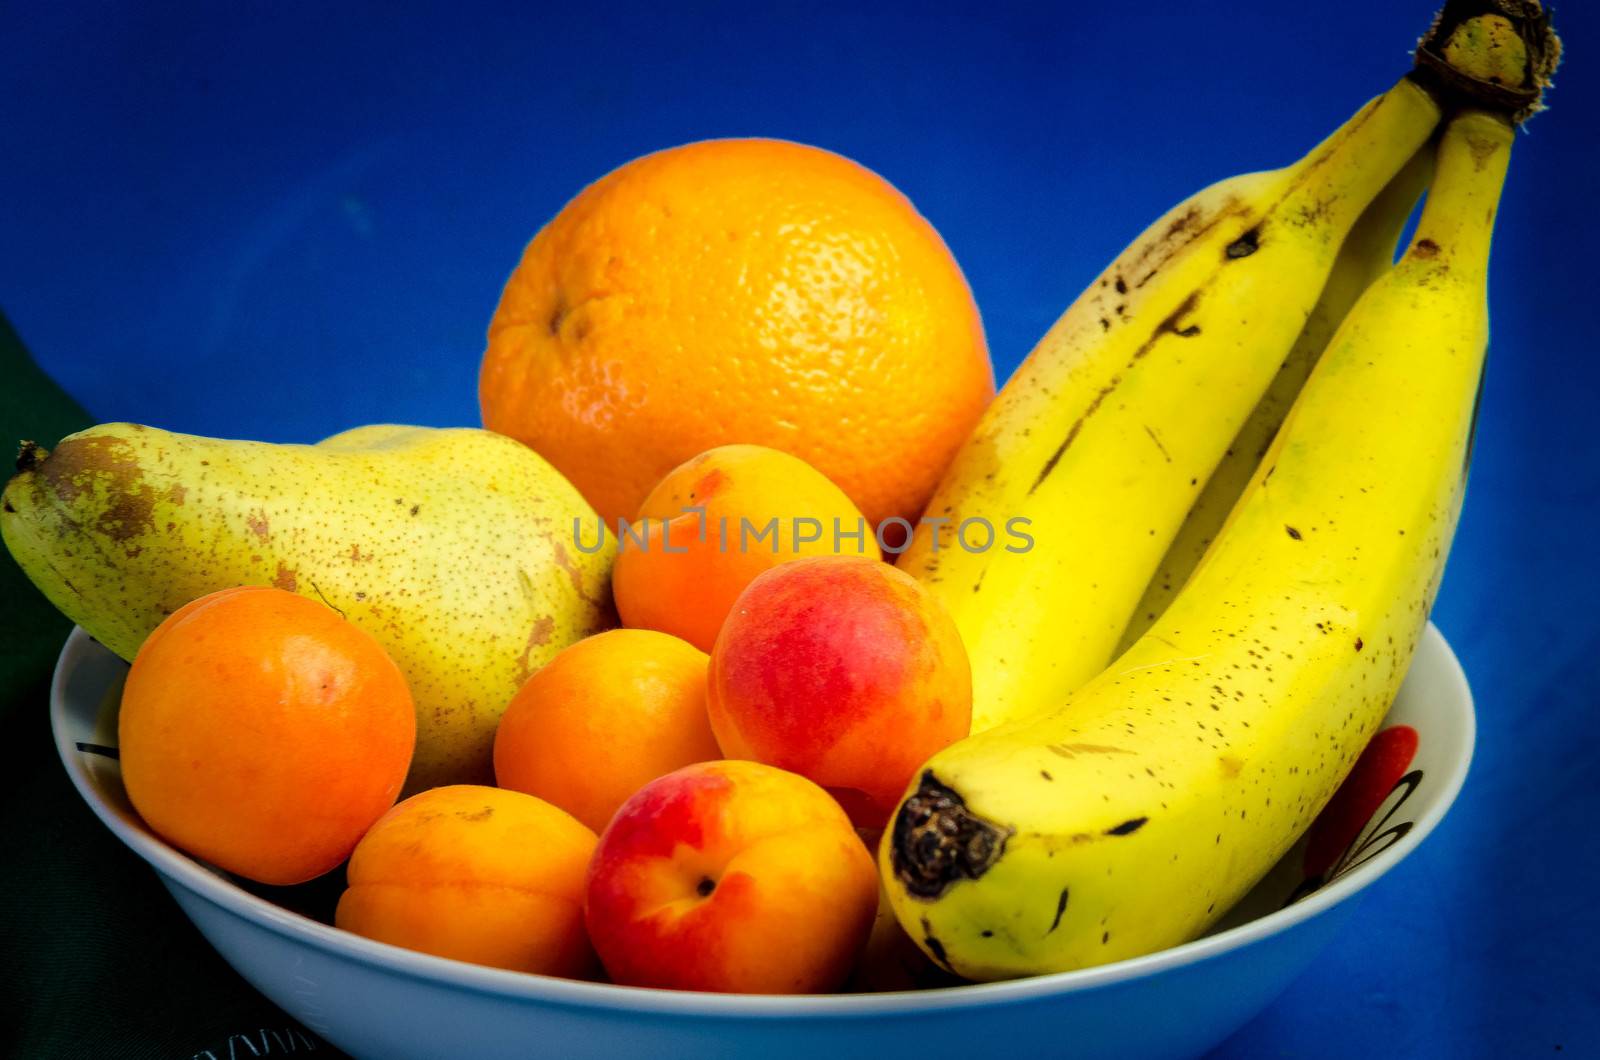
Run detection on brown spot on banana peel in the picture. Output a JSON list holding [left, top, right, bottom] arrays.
[[1297, 193, 1348, 230], [1123, 97, 1369, 294], [1225, 226, 1261, 258], [1162, 207, 1200, 240], [1046, 886, 1070, 935], [1026, 291, 1204, 496], [1127, 199, 1250, 288], [1132, 292, 1203, 358], [919, 918, 953, 970], [1144, 425, 1172, 463], [1104, 817, 1148, 836], [1026, 381, 1116, 495]]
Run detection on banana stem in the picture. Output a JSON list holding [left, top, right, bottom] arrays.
[[1412, 0, 1561, 122]]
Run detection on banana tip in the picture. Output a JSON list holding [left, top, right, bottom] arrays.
[[889, 773, 1012, 899]]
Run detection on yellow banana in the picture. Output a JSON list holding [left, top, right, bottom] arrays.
[[1117, 146, 1435, 650], [898, 78, 1441, 734], [881, 110, 1513, 979]]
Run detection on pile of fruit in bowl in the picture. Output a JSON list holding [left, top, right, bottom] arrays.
[[4, 3, 1558, 1052]]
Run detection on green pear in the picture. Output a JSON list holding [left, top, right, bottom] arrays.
[[1, 422, 615, 789]]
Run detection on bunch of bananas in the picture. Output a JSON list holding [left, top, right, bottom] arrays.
[[883, 0, 1560, 979]]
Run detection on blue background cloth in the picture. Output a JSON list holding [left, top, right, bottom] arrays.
[[4, 2, 1597, 1054]]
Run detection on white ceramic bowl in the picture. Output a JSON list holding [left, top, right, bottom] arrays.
[[51, 624, 1473, 1060]]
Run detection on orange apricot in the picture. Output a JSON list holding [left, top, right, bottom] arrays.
[[612, 444, 876, 652], [494, 629, 720, 833], [118, 585, 415, 886], [335, 785, 598, 977]]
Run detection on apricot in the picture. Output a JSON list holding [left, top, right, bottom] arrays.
[[707, 555, 972, 827], [612, 444, 876, 652], [494, 629, 720, 833], [119, 586, 415, 886], [335, 785, 597, 977], [584, 760, 877, 993]]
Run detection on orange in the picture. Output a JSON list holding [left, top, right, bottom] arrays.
[[480, 138, 993, 527], [336, 785, 598, 977], [119, 586, 415, 885], [612, 444, 876, 652], [493, 629, 720, 832]]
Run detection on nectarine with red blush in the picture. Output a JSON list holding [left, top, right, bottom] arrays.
[[583, 760, 877, 993], [707, 556, 972, 827]]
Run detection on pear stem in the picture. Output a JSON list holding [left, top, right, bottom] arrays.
[[14, 440, 45, 474]]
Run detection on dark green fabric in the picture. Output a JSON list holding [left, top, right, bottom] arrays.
[[0, 313, 343, 1059]]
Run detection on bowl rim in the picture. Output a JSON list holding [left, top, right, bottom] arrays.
[[51, 622, 1474, 1018]]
